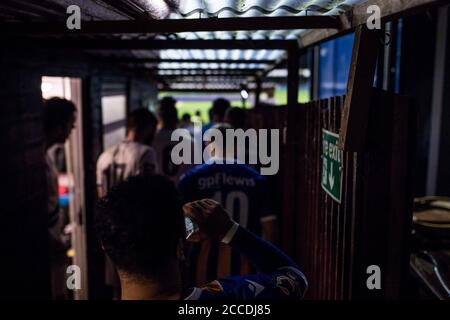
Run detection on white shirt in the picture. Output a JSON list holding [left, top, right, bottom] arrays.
[[96, 141, 159, 194]]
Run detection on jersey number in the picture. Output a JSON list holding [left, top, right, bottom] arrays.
[[213, 191, 249, 228]]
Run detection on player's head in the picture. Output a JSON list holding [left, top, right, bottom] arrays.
[[43, 97, 76, 146], [95, 175, 184, 280], [225, 107, 247, 130], [126, 108, 157, 145], [181, 113, 191, 123], [205, 123, 236, 159], [210, 98, 230, 123], [158, 96, 178, 129]]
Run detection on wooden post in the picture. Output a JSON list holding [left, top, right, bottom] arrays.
[[287, 47, 300, 107], [339, 25, 381, 151], [254, 78, 262, 107], [82, 75, 108, 299], [280, 47, 300, 259]]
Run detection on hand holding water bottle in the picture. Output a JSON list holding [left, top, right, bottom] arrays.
[[183, 199, 235, 242]]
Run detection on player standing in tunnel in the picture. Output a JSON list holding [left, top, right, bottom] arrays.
[[153, 96, 192, 183], [96, 108, 159, 197], [202, 98, 231, 133], [224, 107, 261, 172], [180, 113, 194, 133], [225, 107, 247, 130], [178, 124, 278, 286], [43, 97, 77, 299]]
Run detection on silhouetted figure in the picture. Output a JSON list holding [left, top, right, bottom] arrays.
[[43, 97, 77, 300], [96, 108, 159, 197], [153, 97, 192, 182], [203, 98, 231, 132], [180, 113, 192, 128], [225, 107, 247, 130]]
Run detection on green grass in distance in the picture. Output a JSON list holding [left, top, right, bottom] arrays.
[[159, 89, 309, 123]]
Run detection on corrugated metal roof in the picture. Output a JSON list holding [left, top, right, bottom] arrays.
[[163, 0, 365, 41], [159, 48, 284, 63], [173, 0, 365, 18], [153, 0, 366, 76], [0, 0, 368, 90]]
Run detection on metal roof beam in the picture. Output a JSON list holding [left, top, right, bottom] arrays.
[[159, 88, 267, 93], [257, 54, 288, 79], [1, 16, 340, 35], [150, 73, 257, 78], [5, 38, 298, 50], [112, 58, 277, 64], [146, 67, 265, 73], [299, 0, 449, 49]]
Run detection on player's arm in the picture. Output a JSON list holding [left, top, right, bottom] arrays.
[[228, 221, 295, 274], [183, 200, 307, 297]]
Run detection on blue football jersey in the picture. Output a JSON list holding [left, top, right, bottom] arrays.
[[184, 266, 307, 300], [179, 161, 274, 234], [179, 160, 275, 285]]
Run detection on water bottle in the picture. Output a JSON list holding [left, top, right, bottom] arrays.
[[185, 217, 199, 240]]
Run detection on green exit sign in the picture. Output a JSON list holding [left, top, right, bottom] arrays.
[[321, 129, 343, 203]]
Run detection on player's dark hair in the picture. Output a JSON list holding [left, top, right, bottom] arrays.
[[126, 108, 157, 135], [158, 96, 178, 129], [210, 98, 231, 122], [43, 98, 76, 134], [181, 113, 191, 122], [95, 175, 184, 278], [225, 107, 247, 130]]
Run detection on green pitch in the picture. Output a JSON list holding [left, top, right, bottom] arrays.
[[159, 89, 310, 123]]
